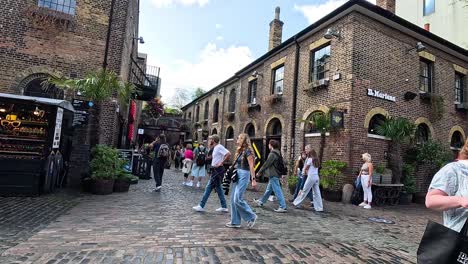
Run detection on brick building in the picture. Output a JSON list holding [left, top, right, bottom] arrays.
[[182, 0, 468, 195], [0, 0, 157, 187]]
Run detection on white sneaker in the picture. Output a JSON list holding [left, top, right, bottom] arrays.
[[358, 202, 367, 207], [182, 182, 186, 186], [364, 205, 372, 209], [196, 182, 201, 188], [253, 199, 263, 207], [186, 181, 194, 187], [154, 186, 162, 191], [247, 214, 257, 229], [225, 222, 241, 228], [268, 195, 275, 202], [274, 208, 287, 213], [192, 205, 205, 212], [215, 207, 229, 213]]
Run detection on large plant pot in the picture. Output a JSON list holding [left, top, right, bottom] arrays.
[[82, 178, 93, 193], [91, 179, 114, 195], [399, 192, 413, 205], [113, 180, 130, 192], [323, 189, 342, 202]]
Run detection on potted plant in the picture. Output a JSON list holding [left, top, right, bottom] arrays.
[[90, 145, 118, 195], [372, 164, 385, 183], [113, 159, 132, 192], [400, 163, 416, 204], [288, 175, 299, 195], [320, 160, 347, 202]]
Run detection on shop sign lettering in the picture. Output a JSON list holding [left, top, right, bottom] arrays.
[[367, 89, 396, 102]]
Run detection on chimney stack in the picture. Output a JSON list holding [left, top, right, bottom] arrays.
[[376, 0, 396, 13], [269, 7, 284, 51]]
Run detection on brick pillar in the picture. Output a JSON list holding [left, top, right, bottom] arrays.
[[376, 0, 396, 13], [268, 7, 284, 51]]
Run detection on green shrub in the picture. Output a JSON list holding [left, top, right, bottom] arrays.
[[402, 163, 416, 194], [415, 140, 452, 169], [90, 145, 119, 180], [320, 160, 347, 190], [375, 164, 385, 174], [288, 175, 298, 187]]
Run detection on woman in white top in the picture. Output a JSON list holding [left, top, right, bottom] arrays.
[[293, 145, 323, 212], [358, 153, 373, 209]]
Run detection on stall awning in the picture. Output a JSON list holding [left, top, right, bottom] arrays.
[[0, 93, 75, 112]]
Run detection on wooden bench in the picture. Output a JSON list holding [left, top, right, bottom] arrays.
[[371, 173, 403, 206]]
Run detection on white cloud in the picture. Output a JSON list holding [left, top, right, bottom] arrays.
[[216, 36, 224, 41], [151, 0, 209, 8], [215, 24, 223, 29], [147, 43, 253, 104], [295, 0, 376, 24]]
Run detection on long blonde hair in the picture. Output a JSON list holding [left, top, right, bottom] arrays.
[[460, 140, 468, 160], [236, 133, 253, 156]]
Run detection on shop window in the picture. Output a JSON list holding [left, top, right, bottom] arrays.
[[272, 65, 284, 95], [211, 128, 217, 135], [228, 89, 236, 112], [423, 0, 435, 16], [420, 59, 433, 93], [195, 105, 200, 122], [248, 80, 257, 104], [368, 114, 386, 135], [245, 123, 255, 138], [451, 131, 464, 149], [38, 0, 76, 15], [226, 126, 234, 139], [455, 73, 465, 104], [416, 123, 431, 144], [309, 45, 331, 83], [213, 100, 219, 122], [204, 101, 209, 120], [305, 111, 325, 134]]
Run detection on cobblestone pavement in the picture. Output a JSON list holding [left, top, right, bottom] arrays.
[[0, 168, 441, 264]]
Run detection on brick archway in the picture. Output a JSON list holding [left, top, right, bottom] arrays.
[[448, 125, 466, 144], [300, 105, 330, 132], [414, 117, 435, 139], [13, 66, 63, 95], [364, 107, 390, 129]]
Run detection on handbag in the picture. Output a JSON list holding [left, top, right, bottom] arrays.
[[221, 153, 242, 195], [417, 219, 468, 263], [355, 175, 362, 189]]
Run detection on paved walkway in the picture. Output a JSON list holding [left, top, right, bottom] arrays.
[[0, 168, 441, 264]]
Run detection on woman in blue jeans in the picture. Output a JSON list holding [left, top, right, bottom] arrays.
[[254, 139, 287, 213], [226, 133, 257, 229]]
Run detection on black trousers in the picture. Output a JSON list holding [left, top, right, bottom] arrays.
[[153, 158, 166, 187]]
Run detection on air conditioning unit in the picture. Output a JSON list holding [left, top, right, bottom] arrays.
[[313, 79, 329, 88]]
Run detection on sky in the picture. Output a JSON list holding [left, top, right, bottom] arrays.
[[138, 0, 377, 105]]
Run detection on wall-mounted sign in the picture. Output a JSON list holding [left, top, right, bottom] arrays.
[[331, 111, 344, 128], [52, 108, 64, 149], [367, 89, 396, 102]]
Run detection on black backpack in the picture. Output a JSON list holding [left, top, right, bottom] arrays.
[[196, 147, 206, 166], [272, 152, 288, 176]]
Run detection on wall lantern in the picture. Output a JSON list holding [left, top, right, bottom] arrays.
[[404, 91, 418, 101]]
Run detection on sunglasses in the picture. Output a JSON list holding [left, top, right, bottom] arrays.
[[1, 120, 21, 127]]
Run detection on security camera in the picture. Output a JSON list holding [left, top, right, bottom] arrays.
[[251, 71, 259, 77]]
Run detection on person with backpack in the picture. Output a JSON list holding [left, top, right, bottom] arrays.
[[149, 134, 170, 192], [253, 139, 287, 213], [188, 142, 207, 188], [293, 145, 323, 212]]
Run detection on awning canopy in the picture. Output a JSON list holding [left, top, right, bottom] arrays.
[[0, 93, 75, 112]]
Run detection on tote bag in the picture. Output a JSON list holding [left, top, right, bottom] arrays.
[[417, 219, 468, 264]]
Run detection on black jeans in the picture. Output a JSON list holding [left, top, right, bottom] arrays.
[[153, 158, 166, 187]]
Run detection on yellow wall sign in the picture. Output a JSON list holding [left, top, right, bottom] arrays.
[[252, 142, 262, 172]]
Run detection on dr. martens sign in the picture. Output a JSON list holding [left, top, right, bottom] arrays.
[[367, 89, 396, 102]]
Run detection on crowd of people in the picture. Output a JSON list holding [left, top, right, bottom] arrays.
[[144, 132, 379, 229]]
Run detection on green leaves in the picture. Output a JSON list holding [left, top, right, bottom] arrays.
[[46, 69, 135, 104], [415, 140, 452, 169], [90, 145, 121, 180], [376, 117, 416, 143], [320, 160, 347, 190]]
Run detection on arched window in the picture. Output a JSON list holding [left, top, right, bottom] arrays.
[[451, 131, 464, 149], [305, 111, 325, 133], [188, 112, 192, 120], [228, 89, 236, 112], [204, 101, 209, 120], [245, 123, 255, 138], [211, 128, 218, 135], [226, 126, 234, 139], [267, 118, 282, 136], [368, 114, 386, 135], [195, 105, 200, 122], [213, 99, 219, 123], [415, 123, 431, 144], [23, 74, 64, 99]]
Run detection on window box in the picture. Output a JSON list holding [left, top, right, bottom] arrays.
[[247, 103, 261, 112], [26, 5, 75, 30], [225, 112, 235, 121], [268, 94, 283, 104], [306, 79, 329, 93], [419, 91, 432, 101]]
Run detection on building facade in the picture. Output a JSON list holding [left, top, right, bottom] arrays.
[[0, 0, 156, 187], [396, 0, 468, 49], [182, 0, 468, 195]]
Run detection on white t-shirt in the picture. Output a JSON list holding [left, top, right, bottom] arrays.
[[302, 158, 311, 175], [306, 158, 319, 178], [211, 144, 229, 167]]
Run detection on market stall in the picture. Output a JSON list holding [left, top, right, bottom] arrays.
[[0, 93, 75, 196]]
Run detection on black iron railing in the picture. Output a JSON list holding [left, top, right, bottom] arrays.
[[130, 56, 160, 101]]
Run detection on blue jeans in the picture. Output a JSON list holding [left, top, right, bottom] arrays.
[[199, 173, 227, 209], [230, 169, 256, 225], [293, 175, 313, 201], [260, 176, 287, 209]]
